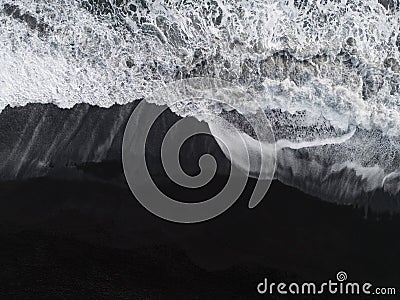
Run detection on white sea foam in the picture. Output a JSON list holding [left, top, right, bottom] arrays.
[[0, 0, 400, 201], [0, 1, 399, 131]]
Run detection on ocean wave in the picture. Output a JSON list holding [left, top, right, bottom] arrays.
[[1, 1, 399, 133], [0, 0, 399, 208]]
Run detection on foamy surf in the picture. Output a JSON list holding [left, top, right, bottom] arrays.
[[0, 0, 399, 211]]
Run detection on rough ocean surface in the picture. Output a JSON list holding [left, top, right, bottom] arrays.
[[0, 0, 400, 211]]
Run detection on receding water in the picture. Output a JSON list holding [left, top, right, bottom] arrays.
[[1, 0, 400, 210]]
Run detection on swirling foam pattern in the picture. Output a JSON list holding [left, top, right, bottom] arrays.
[[1, 0, 400, 209]]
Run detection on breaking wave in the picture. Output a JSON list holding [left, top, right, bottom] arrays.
[[1, 0, 400, 209]]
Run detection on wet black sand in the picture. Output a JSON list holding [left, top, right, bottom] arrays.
[[0, 164, 399, 299]]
